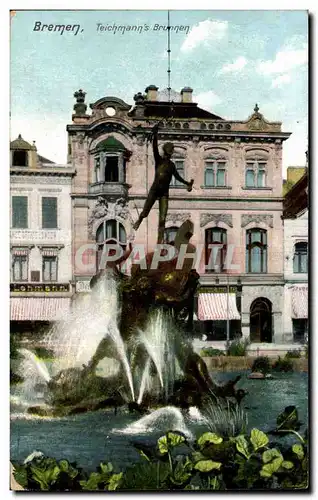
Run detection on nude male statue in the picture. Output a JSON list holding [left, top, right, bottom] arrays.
[[133, 122, 194, 244]]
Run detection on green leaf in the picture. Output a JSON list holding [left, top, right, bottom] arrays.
[[250, 428, 269, 451], [108, 472, 123, 490], [13, 467, 28, 488], [235, 435, 251, 459], [139, 450, 150, 462], [260, 457, 284, 478], [276, 406, 300, 432], [58, 460, 69, 472], [194, 460, 222, 472], [262, 448, 283, 464], [282, 461, 294, 470], [292, 444, 304, 460], [100, 462, 113, 474], [167, 431, 186, 447], [158, 435, 169, 455], [158, 432, 185, 454], [197, 432, 223, 448], [80, 472, 101, 491]]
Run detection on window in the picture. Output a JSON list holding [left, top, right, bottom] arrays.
[[105, 156, 119, 182], [12, 196, 28, 228], [245, 161, 266, 188], [246, 229, 267, 273], [96, 219, 126, 271], [204, 161, 226, 187], [42, 197, 57, 229], [205, 228, 227, 271], [170, 160, 185, 187], [12, 255, 28, 281], [13, 150, 28, 167], [293, 242, 308, 273], [43, 256, 58, 281], [164, 227, 178, 244]]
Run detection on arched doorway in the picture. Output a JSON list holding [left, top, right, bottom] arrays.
[[250, 297, 272, 343]]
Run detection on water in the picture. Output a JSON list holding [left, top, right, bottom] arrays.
[[10, 371, 308, 471]]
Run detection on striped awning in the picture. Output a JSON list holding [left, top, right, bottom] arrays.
[[10, 298, 71, 321], [291, 286, 308, 319], [41, 248, 59, 257], [11, 247, 29, 256], [198, 293, 240, 321]]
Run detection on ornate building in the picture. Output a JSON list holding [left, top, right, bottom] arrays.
[[10, 135, 75, 335], [282, 170, 308, 343], [67, 86, 291, 344]]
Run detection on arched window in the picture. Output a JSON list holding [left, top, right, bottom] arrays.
[[93, 137, 128, 184], [164, 226, 178, 244], [245, 160, 266, 188], [205, 228, 227, 272], [204, 160, 226, 187], [246, 229, 267, 273], [293, 242, 308, 273], [96, 219, 126, 271]]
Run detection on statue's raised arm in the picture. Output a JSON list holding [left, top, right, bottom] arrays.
[[152, 123, 161, 166]]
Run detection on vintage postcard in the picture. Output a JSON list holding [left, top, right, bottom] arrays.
[[10, 8, 308, 491]]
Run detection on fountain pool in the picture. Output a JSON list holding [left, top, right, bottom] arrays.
[[10, 371, 308, 472]]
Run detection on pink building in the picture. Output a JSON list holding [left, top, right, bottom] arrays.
[[67, 86, 291, 344]]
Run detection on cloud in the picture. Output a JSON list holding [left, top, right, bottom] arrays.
[[180, 19, 228, 53], [10, 115, 68, 164], [271, 74, 291, 88], [194, 90, 222, 111], [257, 43, 308, 75], [220, 56, 248, 74]]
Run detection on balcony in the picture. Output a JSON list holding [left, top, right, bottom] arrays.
[[88, 182, 131, 198]]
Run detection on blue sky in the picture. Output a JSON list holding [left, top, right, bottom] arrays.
[[10, 10, 308, 170]]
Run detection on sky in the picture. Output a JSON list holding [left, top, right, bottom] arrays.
[[10, 10, 308, 171]]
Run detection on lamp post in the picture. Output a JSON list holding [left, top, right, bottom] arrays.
[[226, 275, 230, 351]]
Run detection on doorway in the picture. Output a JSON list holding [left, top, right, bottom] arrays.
[[250, 297, 272, 343]]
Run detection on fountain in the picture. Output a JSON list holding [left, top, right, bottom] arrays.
[[12, 220, 244, 422]]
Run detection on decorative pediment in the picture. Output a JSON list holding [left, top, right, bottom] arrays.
[[245, 147, 269, 161], [90, 96, 131, 112], [88, 197, 132, 237], [204, 146, 228, 160], [241, 214, 273, 228], [200, 213, 233, 228], [166, 212, 191, 225], [246, 104, 271, 132]]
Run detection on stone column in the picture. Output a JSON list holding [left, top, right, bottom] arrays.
[[118, 153, 124, 183], [100, 153, 106, 182], [241, 312, 250, 340], [272, 312, 283, 344]]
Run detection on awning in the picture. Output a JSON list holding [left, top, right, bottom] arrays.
[[198, 293, 240, 321], [10, 298, 71, 321], [291, 286, 308, 319]]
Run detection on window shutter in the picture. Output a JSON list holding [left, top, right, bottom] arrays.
[[42, 197, 57, 229], [12, 196, 28, 228]]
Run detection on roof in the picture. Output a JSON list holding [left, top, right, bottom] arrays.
[[10, 134, 35, 150], [129, 101, 224, 120], [38, 154, 55, 164], [283, 171, 308, 218]]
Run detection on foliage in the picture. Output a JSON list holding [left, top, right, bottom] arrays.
[[226, 337, 250, 357], [13, 408, 308, 491], [200, 347, 225, 357], [202, 399, 248, 439], [272, 356, 294, 372], [251, 356, 271, 375], [285, 350, 302, 359], [10, 335, 23, 360]]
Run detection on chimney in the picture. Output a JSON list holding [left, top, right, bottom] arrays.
[[145, 85, 158, 101], [180, 87, 193, 103]]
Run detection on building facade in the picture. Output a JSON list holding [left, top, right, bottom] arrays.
[[10, 135, 75, 335], [283, 171, 308, 343], [67, 86, 291, 343]]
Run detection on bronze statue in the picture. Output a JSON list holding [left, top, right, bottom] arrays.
[[133, 122, 194, 244]]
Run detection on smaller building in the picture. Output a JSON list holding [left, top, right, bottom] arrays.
[[10, 135, 75, 337], [282, 170, 308, 343]]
